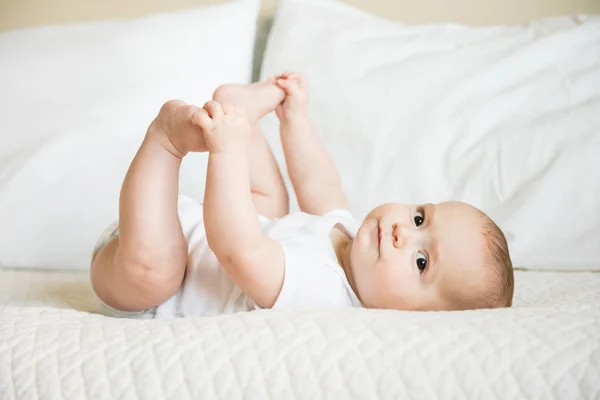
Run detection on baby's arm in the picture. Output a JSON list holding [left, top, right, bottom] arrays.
[[276, 73, 348, 215], [198, 101, 284, 308], [91, 100, 208, 311]]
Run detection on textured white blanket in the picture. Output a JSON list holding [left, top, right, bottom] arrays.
[[0, 269, 599, 399]]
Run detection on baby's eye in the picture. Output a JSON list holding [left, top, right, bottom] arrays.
[[414, 209, 424, 227], [416, 251, 428, 273]]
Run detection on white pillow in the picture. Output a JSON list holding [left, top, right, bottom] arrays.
[[260, 0, 600, 271], [0, 0, 259, 269]]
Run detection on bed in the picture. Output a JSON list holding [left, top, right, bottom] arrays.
[[1, 0, 599, 398], [1, 268, 599, 399]]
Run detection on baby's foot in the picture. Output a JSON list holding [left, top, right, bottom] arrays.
[[148, 100, 208, 158], [212, 76, 285, 122]]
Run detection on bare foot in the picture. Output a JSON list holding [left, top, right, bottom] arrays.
[[212, 76, 285, 122], [148, 99, 208, 158]]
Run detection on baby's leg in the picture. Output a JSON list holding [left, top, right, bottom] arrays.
[[91, 101, 203, 312], [212, 78, 289, 218]]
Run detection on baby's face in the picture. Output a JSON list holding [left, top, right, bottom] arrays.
[[350, 201, 489, 311]]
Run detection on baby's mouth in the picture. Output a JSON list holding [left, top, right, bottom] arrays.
[[377, 222, 382, 253]]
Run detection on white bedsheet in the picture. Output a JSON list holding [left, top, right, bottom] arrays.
[[0, 268, 599, 399]]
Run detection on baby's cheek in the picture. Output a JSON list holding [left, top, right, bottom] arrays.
[[370, 261, 404, 306]]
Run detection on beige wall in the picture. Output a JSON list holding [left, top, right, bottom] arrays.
[[1, 0, 599, 32]]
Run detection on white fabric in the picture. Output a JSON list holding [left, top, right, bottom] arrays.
[[259, 0, 600, 271], [257, 207, 362, 310], [141, 196, 361, 318], [156, 196, 252, 317], [0, 267, 599, 399], [0, 0, 260, 270]]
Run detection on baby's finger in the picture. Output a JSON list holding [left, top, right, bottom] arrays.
[[191, 109, 213, 131], [287, 72, 304, 83], [276, 77, 293, 89], [277, 78, 300, 96], [296, 74, 307, 86], [203, 100, 224, 119], [275, 78, 287, 89]]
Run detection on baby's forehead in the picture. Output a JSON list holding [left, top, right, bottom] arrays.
[[433, 203, 489, 279], [433, 202, 486, 239], [435, 201, 485, 219]]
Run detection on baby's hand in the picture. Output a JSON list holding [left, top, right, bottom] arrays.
[[195, 100, 252, 154], [275, 72, 309, 121]]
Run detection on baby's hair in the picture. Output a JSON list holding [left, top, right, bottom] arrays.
[[481, 216, 514, 308]]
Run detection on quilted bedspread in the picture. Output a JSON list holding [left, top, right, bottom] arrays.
[[0, 268, 599, 399]]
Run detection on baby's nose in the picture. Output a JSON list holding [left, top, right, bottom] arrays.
[[392, 224, 408, 248]]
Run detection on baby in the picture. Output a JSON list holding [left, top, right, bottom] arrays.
[[90, 73, 514, 319]]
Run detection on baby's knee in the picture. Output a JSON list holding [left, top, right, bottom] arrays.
[[92, 241, 184, 312]]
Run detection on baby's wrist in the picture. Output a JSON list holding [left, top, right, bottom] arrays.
[[208, 144, 247, 156], [279, 111, 309, 126]]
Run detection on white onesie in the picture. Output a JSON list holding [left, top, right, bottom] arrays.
[[92, 195, 363, 319]]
